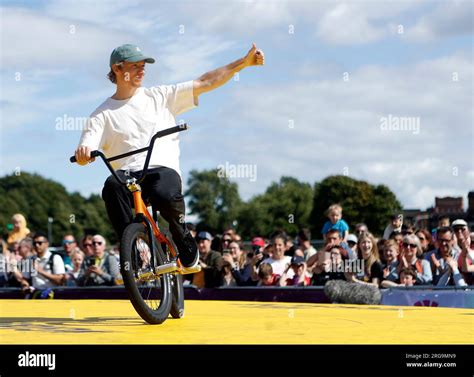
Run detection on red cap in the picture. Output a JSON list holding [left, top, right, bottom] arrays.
[[251, 237, 265, 247]]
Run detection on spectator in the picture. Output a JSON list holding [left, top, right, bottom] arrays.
[[383, 213, 403, 240], [398, 234, 432, 285], [11, 238, 35, 287], [65, 250, 85, 287], [190, 231, 222, 288], [322, 204, 349, 242], [221, 233, 233, 253], [347, 234, 358, 256], [402, 224, 415, 236], [389, 230, 404, 246], [7, 214, 31, 246], [77, 234, 119, 286], [347, 232, 383, 287], [354, 223, 368, 236], [221, 241, 254, 286], [311, 245, 348, 286], [21, 231, 66, 292], [452, 219, 474, 285], [62, 234, 79, 271], [416, 229, 435, 257], [256, 263, 280, 286], [261, 234, 293, 278], [426, 227, 466, 287], [381, 240, 400, 283], [285, 235, 298, 257], [279, 255, 310, 286], [251, 237, 265, 255], [80, 235, 94, 257], [381, 267, 417, 288], [0, 240, 9, 287], [308, 229, 354, 271], [297, 228, 317, 262], [431, 216, 450, 242], [220, 261, 237, 287]]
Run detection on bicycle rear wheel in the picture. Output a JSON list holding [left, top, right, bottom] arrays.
[[120, 223, 172, 324]]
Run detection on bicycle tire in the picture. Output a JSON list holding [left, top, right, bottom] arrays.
[[120, 223, 172, 324], [170, 274, 185, 318]]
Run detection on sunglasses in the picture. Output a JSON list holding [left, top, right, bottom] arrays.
[[92, 241, 103, 246], [418, 237, 426, 241], [83, 243, 93, 247], [33, 241, 46, 246], [438, 238, 452, 244], [403, 242, 417, 248], [62, 240, 75, 245]]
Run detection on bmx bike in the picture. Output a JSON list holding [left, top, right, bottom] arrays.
[[70, 124, 200, 324]]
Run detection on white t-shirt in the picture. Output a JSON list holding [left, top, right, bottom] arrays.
[[32, 250, 66, 289], [262, 256, 294, 278], [78, 81, 197, 176]]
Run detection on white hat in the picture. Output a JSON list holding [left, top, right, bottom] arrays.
[[347, 234, 358, 244], [452, 219, 468, 228]]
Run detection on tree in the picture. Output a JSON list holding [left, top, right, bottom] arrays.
[[237, 177, 313, 239], [185, 169, 242, 234], [0, 172, 115, 245], [310, 175, 402, 237]]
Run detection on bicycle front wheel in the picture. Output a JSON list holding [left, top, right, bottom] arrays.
[[120, 223, 172, 324]]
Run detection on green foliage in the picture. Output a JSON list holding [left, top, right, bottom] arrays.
[[310, 175, 402, 237], [0, 172, 115, 245], [185, 169, 242, 234], [237, 177, 313, 239]]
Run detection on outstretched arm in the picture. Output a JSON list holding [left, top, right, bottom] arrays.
[[193, 43, 264, 98]]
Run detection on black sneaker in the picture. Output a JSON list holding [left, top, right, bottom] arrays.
[[177, 231, 199, 268]]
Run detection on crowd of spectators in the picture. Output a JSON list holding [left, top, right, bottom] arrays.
[[1, 205, 473, 297]]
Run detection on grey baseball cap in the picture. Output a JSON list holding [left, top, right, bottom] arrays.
[[110, 44, 155, 67]]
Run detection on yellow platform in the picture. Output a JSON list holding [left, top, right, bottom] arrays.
[[0, 300, 472, 344]]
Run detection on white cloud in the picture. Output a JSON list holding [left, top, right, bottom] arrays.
[[182, 50, 473, 208], [407, 0, 474, 41]]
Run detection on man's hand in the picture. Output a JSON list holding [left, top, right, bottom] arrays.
[[74, 145, 95, 166], [243, 43, 265, 67]]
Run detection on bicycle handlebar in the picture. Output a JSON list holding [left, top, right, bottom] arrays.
[[70, 123, 188, 185]]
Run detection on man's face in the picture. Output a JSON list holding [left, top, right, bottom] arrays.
[[198, 239, 211, 254], [92, 237, 106, 257], [438, 231, 454, 257], [325, 233, 341, 248], [392, 217, 402, 228], [62, 235, 76, 255], [356, 225, 368, 235], [33, 237, 49, 256], [116, 61, 146, 87]]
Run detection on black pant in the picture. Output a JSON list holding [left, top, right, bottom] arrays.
[[102, 167, 186, 248]]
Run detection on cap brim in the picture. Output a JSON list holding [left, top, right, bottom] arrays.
[[124, 55, 155, 64]]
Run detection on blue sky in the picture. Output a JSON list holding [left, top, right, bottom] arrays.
[[1, 0, 473, 216]]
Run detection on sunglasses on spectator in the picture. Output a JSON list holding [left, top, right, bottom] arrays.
[[33, 241, 46, 246], [92, 241, 103, 246], [62, 240, 75, 245], [403, 242, 417, 248], [83, 243, 93, 247], [418, 236, 426, 241]]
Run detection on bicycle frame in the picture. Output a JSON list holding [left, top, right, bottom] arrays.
[[70, 123, 190, 274]]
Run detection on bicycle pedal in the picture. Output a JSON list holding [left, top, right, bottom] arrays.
[[179, 265, 202, 275], [154, 262, 179, 275]]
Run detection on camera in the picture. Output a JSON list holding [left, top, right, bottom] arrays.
[[85, 257, 97, 268], [252, 245, 261, 255]]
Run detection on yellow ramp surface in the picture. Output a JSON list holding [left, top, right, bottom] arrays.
[[0, 300, 473, 344]]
